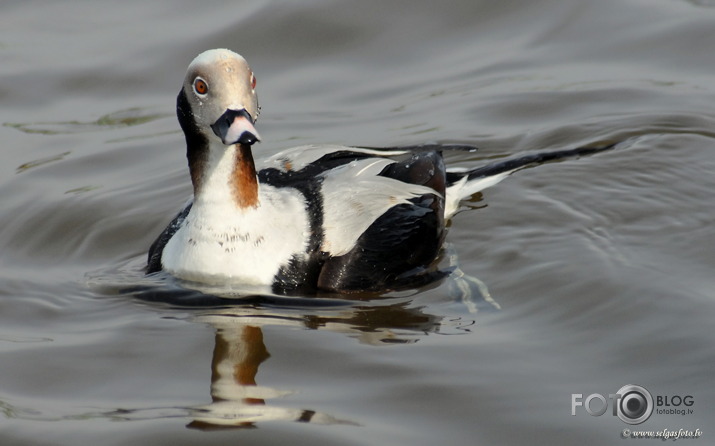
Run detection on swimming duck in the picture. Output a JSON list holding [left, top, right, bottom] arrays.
[[147, 48, 610, 294]]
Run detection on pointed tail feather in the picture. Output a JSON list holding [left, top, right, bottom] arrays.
[[444, 143, 616, 218]]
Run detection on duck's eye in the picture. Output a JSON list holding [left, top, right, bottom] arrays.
[[193, 78, 209, 95], [250, 73, 257, 90]]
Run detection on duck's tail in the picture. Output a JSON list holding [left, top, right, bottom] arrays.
[[444, 143, 617, 219]]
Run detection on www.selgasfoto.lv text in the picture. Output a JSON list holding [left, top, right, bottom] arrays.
[[622, 428, 702, 440]]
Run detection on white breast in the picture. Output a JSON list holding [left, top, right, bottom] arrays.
[[161, 184, 310, 285]]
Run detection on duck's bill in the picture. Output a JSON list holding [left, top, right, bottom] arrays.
[[211, 108, 261, 146]]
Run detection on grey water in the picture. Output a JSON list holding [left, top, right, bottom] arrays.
[[1, 0, 714, 445]]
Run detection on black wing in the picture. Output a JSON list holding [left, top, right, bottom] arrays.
[[316, 151, 448, 293]]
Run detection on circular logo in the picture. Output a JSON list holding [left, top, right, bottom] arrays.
[[616, 384, 653, 425]]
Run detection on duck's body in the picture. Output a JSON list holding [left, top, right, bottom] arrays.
[[147, 49, 611, 294], [149, 142, 473, 293]]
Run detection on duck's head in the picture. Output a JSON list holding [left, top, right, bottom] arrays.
[[177, 49, 260, 147]]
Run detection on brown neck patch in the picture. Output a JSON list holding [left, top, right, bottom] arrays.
[[231, 144, 259, 209]]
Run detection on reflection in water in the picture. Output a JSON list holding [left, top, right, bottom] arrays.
[[185, 299, 448, 429], [187, 320, 360, 429], [188, 324, 315, 429], [178, 271, 496, 429], [84, 256, 499, 429]]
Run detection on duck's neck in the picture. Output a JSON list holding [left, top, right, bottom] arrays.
[[230, 144, 259, 208], [191, 142, 259, 210]]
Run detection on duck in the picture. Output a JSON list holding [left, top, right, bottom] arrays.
[[147, 48, 612, 294]]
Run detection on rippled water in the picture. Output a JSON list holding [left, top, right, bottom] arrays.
[[2, 0, 714, 444]]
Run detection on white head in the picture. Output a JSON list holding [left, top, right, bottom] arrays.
[[178, 49, 260, 147]]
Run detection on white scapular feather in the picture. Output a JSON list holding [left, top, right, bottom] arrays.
[[320, 158, 439, 256]]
